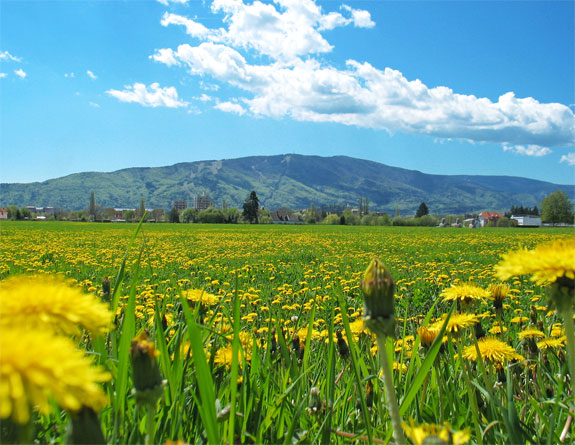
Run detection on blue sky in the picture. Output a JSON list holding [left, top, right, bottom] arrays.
[[1, 0, 574, 185]]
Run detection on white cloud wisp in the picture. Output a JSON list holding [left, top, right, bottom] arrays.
[[106, 82, 188, 108]]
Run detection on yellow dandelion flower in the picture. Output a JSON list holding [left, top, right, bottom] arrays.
[[488, 325, 507, 335], [181, 289, 220, 306], [402, 419, 471, 445], [487, 283, 510, 310], [510, 316, 529, 324], [0, 328, 110, 424], [430, 312, 479, 334], [417, 326, 440, 348], [0, 274, 113, 336], [440, 283, 490, 307], [537, 336, 566, 350], [462, 337, 524, 364], [495, 239, 575, 285], [518, 328, 545, 340]]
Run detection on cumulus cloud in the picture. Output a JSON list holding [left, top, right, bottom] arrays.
[[0, 51, 21, 62], [106, 82, 188, 108], [150, 0, 575, 150], [214, 101, 246, 115], [560, 153, 575, 165], [14, 69, 27, 78], [503, 144, 552, 157], [0, 73, 7, 78], [159, 0, 374, 61], [86, 70, 97, 80], [64, 72, 75, 78], [341, 5, 375, 28]]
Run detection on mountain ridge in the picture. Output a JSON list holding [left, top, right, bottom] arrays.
[[1, 154, 573, 214]]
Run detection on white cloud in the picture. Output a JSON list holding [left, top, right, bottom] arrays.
[[503, 144, 552, 157], [64, 72, 75, 78], [214, 101, 246, 115], [0, 51, 21, 62], [159, 0, 374, 62], [86, 70, 97, 80], [89, 102, 101, 108], [14, 69, 26, 78], [195, 93, 213, 102], [106, 82, 188, 108], [341, 5, 375, 28], [560, 153, 575, 165], [152, 0, 575, 150], [0, 73, 7, 78]]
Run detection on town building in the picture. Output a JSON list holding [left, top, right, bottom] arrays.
[[478, 212, 503, 227], [193, 192, 213, 210], [172, 200, 188, 211], [510, 215, 542, 227]]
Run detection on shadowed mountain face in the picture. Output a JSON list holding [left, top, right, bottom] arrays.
[[1, 154, 573, 214]]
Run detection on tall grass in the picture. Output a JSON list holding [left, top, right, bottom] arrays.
[[1, 222, 573, 443]]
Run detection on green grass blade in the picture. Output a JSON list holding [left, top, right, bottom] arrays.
[[179, 294, 220, 445], [399, 302, 454, 417], [110, 212, 146, 316]]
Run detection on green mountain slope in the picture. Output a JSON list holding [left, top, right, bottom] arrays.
[[1, 154, 573, 214]]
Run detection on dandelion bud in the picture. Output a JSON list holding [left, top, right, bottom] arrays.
[[547, 276, 575, 314], [101, 276, 111, 300], [66, 406, 106, 445], [130, 331, 164, 406], [307, 387, 324, 416], [361, 258, 395, 337], [335, 329, 349, 359]]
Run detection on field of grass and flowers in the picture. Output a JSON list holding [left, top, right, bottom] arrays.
[[1, 220, 574, 444]]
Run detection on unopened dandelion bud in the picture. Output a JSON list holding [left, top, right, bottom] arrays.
[[548, 276, 575, 314], [361, 258, 395, 337], [530, 305, 538, 324], [101, 276, 111, 300], [307, 387, 323, 416], [66, 406, 106, 445], [335, 329, 349, 359], [130, 331, 165, 406]]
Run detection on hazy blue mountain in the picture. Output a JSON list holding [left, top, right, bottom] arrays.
[[1, 154, 573, 214]]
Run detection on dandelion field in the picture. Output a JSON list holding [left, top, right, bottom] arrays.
[[1, 221, 574, 444]]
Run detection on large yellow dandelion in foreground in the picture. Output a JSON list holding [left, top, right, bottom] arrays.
[[462, 336, 524, 364], [0, 328, 110, 424], [0, 274, 113, 336], [494, 239, 575, 285]]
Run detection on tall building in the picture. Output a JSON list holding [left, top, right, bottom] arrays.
[[172, 200, 188, 210], [194, 192, 213, 210]]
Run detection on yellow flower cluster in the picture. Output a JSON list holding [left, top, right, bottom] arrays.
[[495, 239, 575, 285], [0, 274, 113, 335], [0, 274, 113, 424]]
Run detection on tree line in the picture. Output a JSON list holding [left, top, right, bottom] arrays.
[[4, 190, 573, 226]]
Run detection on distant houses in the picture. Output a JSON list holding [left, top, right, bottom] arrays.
[[270, 210, 303, 224], [510, 215, 542, 227], [478, 212, 503, 227]]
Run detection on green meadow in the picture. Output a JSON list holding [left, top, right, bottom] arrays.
[[1, 221, 574, 444]]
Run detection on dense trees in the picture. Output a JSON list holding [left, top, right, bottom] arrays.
[[541, 190, 573, 225], [242, 191, 260, 224], [415, 202, 429, 218]]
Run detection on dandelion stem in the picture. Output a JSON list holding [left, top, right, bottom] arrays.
[[560, 308, 575, 406], [457, 340, 483, 445], [435, 363, 444, 423], [376, 333, 406, 445], [145, 402, 156, 445]]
